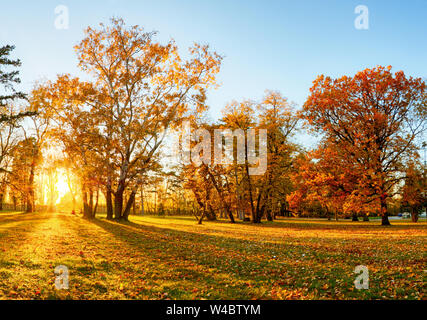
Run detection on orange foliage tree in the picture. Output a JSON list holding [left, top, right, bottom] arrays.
[[301, 66, 426, 225], [288, 142, 377, 221], [401, 161, 426, 222]]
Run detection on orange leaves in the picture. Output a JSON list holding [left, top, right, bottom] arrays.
[[298, 66, 426, 221], [401, 161, 425, 217]]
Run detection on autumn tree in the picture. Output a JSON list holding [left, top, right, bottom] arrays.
[[54, 100, 106, 218], [41, 18, 222, 220], [401, 161, 426, 222], [8, 137, 41, 212], [288, 142, 375, 221], [182, 162, 218, 223], [302, 66, 426, 225], [11, 87, 56, 213], [180, 120, 239, 223], [257, 91, 299, 221], [220, 100, 260, 222], [219, 91, 298, 223]]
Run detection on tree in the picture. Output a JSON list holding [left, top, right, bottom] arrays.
[[257, 91, 299, 221], [0, 45, 34, 124], [8, 137, 41, 212], [180, 122, 237, 223], [12, 86, 56, 213], [220, 100, 259, 222], [182, 162, 218, 224], [219, 91, 299, 223], [1, 45, 35, 178], [0, 104, 21, 208], [44, 18, 222, 220], [1, 46, 36, 210], [52, 102, 105, 218], [288, 142, 376, 221], [401, 161, 426, 222], [302, 66, 426, 225]]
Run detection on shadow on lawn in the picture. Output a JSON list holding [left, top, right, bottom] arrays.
[[129, 214, 427, 233], [88, 217, 301, 299], [89, 217, 404, 300], [247, 217, 427, 231], [0, 212, 48, 227], [90, 217, 267, 258]]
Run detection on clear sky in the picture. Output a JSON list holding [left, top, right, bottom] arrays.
[[1, 0, 426, 147]]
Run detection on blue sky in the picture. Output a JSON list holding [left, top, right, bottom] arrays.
[[1, 0, 426, 147]]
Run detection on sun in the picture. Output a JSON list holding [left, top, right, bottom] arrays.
[[55, 171, 70, 204]]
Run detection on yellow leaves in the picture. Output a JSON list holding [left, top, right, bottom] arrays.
[[38, 19, 224, 203]]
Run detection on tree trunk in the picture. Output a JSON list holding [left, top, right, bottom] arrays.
[[106, 186, 113, 220], [82, 187, 91, 219], [252, 191, 263, 224], [93, 187, 99, 218], [266, 209, 273, 221], [198, 208, 206, 225], [140, 187, 145, 215], [205, 204, 217, 221], [26, 167, 35, 213], [0, 193, 3, 211], [25, 198, 32, 213], [154, 191, 157, 214], [244, 137, 257, 223], [72, 197, 76, 213], [352, 213, 359, 221], [381, 214, 390, 225], [411, 208, 419, 222], [89, 187, 94, 216], [380, 196, 390, 226], [114, 182, 125, 220], [256, 203, 265, 223], [66, 167, 76, 213], [225, 206, 235, 223], [122, 190, 136, 221]]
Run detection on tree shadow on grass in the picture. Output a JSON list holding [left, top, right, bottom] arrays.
[[246, 217, 427, 231], [89, 217, 302, 299], [0, 212, 49, 227], [134, 214, 427, 231], [87, 217, 392, 299]]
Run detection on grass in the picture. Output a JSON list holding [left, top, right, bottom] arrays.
[[0, 211, 425, 300]]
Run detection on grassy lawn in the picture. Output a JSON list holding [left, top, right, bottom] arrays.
[[0, 211, 425, 300]]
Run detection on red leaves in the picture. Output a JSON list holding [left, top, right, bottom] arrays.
[[297, 66, 426, 220]]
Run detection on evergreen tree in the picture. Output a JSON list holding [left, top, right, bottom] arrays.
[[0, 45, 33, 124]]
